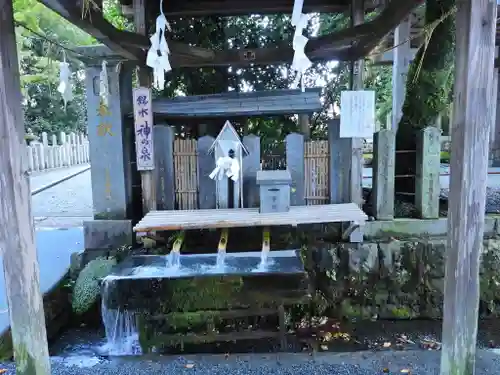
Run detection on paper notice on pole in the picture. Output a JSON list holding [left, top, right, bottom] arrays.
[[340, 90, 375, 138]]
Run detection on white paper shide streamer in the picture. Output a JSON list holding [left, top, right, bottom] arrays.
[[100, 60, 110, 107], [291, 0, 311, 91], [209, 156, 240, 182], [146, 0, 172, 90], [57, 52, 73, 108]]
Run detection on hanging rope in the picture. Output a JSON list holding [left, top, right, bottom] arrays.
[[146, 0, 172, 90]]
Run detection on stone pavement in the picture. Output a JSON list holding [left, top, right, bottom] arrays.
[[32, 170, 93, 220], [30, 164, 90, 194]]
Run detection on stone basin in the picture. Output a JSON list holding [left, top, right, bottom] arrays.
[[106, 249, 305, 280], [101, 250, 310, 312]]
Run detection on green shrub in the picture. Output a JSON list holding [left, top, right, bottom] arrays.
[[71, 257, 116, 314]]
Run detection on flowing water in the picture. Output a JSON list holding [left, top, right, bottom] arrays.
[[216, 248, 226, 269], [166, 250, 181, 268], [100, 278, 141, 356]]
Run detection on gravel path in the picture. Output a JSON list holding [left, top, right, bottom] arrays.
[[1, 350, 500, 375]]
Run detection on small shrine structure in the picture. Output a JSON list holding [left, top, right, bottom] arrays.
[[0, 0, 498, 374]]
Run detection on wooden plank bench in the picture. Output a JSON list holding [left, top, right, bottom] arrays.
[[133, 203, 367, 242]]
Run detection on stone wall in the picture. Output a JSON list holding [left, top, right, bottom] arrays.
[[306, 237, 500, 320]]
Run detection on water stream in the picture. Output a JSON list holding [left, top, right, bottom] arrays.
[[216, 248, 226, 269], [100, 278, 141, 356], [166, 249, 181, 269]]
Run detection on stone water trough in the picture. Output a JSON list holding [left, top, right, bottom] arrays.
[[101, 250, 311, 354]]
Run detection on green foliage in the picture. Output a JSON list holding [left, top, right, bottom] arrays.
[[13, 0, 104, 135], [398, 0, 455, 133], [71, 257, 117, 314]]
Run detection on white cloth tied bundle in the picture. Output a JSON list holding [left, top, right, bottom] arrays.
[[146, 0, 172, 90], [209, 156, 240, 182], [99, 60, 110, 107], [291, 0, 312, 91], [57, 53, 72, 109]]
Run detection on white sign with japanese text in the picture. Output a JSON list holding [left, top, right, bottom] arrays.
[[133, 87, 155, 171], [340, 90, 375, 138]]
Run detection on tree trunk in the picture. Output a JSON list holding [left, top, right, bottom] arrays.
[[395, 0, 455, 195]]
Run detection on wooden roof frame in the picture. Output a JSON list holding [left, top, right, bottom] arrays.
[[39, 0, 423, 67]]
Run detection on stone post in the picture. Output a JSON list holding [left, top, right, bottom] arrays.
[[197, 136, 216, 209], [372, 130, 395, 220], [415, 127, 441, 219], [242, 134, 261, 208], [286, 132, 305, 206], [83, 62, 133, 253]]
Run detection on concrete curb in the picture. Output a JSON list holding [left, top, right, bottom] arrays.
[[31, 166, 90, 196]]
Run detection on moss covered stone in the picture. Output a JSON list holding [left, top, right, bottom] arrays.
[[307, 237, 500, 320], [166, 276, 243, 313]]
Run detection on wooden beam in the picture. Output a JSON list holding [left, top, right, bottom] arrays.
[[133, 0, 157, 214], [338, 0, 423, 60], [69, 0, 420, 68], [38, 0, 144, 60], [0, 0, 51, 374], [143, 0, 378, 17], [440, 0, 497, 375]]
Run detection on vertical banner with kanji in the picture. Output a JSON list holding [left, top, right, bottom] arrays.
[[133, 87, 155, 170]]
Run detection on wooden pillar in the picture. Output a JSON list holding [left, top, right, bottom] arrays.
[[134, 0, 156, 213], [0, 0, 51, 374], [391, 17, 411, 131], [440, 1, 497, 375], [348, 0, 364, 210], [299, 114, 310, 140], [349, 0, 364, 90]]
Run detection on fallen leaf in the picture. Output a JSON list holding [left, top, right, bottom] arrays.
[[0, 369, 7, 374], [185, 363, 195, 369], [383, 368, 390, 373]]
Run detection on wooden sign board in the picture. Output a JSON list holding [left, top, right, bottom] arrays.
[[133, 87, 155, 171], [340, 90, 375, 138]]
